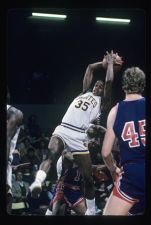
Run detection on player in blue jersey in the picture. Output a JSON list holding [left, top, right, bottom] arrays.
[[45, 150, 86, 215], [101, 67, 146, 215], [46, 147, 108, 216], [59, 151, 86, 215], [128, 198, 145, 215]]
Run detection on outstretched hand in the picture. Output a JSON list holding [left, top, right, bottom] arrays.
[[102, 50, 124, 72], [105, 50, 116, 64], [103, 50, 123, 64]]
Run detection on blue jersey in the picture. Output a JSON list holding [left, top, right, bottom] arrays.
[[59, 163, 84, 208], [113, 98, 145, 166], [62, 164, 83, 190]]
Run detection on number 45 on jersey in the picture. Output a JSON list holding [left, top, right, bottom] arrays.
[[121, 120, 145, 148]]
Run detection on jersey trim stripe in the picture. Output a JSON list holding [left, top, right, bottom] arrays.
[[72, 150, 89, 155], [64, 183, 80, 191], [113, 185, 138, 204], [63, 195, 84, 208], [61, 122, 85, 133], [113, 174, 139, 204], [72, 197, 84, 207]]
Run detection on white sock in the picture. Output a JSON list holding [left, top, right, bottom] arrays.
[[86, 198, 96, 211], [35, 170, 47, 184], [45, 208, 52, 215]]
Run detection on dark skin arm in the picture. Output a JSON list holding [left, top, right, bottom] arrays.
[[101, 51, 123, 112], [101, 51, 114, 112], [7, 107, 23, 162], [87, 124, 106, 138], [82, 62, 103, 93]]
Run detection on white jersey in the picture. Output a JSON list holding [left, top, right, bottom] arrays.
[[61, 92, 101, 132]]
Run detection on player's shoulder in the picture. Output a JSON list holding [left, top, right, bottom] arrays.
[[11, 106, 23, 115], [109, 103, 119, 115], [83, 90, 91, 95], [7, 104, 19, 112], [81, 89, 93, 95], [7, 105, 23, 121]]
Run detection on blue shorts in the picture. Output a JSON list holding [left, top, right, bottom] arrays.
[[63, 186, 84, 208], [113, 162, 145, 204], [129, 197, 145, 215]]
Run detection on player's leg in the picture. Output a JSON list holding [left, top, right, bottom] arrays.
[[6, 163, 13, 214], [74, 154, 96, 215], [30, 136, 64, 198], [39, 135, 65, 172], [105, 163, 145, 215], [72, 199, 87, 215], [52, 194, 65, 215], [103, 191, 134, 215], [74, 154, 94, 199], [6, 192, 13, 214], [7, 108, 23, 161], [45, 200, 53, 215]]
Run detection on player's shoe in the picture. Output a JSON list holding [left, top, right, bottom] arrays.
[[85, 208, 96, 215], [29, 181, 42, 198]]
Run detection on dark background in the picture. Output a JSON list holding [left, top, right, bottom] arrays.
[[1, 5, 150, 225], [7, 8, 146, 106]]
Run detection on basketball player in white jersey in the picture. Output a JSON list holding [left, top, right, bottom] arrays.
[[30, 50, 123, 215], [7, 90, 23, 214]]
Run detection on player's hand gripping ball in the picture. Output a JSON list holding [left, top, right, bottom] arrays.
[[102, 53, 124, 73]]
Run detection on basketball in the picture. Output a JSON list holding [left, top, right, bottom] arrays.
[[102, 54, 123, 73]]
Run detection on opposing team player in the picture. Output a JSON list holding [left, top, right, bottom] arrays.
[[46, 150, 86, 215], [101, 67, 146, 215]]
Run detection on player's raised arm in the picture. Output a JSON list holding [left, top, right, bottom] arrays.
[[101, 51, 123, 111], [7, 107, 23, 162], [82, 61, 104, 93]]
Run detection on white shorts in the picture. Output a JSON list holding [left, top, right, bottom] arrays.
[[52, 125, 89, 155]]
